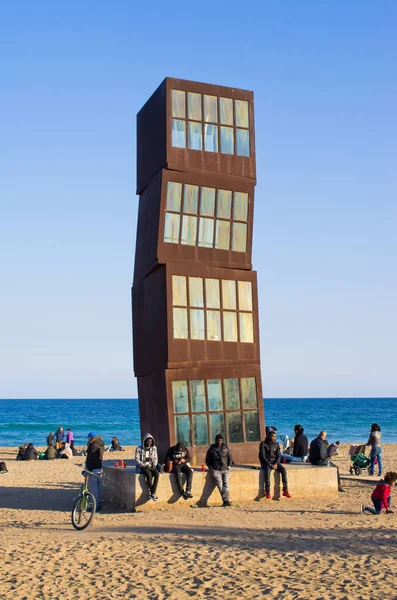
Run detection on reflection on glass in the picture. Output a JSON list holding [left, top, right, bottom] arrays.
[[206, 310, 221, 341], [235, 99, 249, 128], [173, 308, 188, 339], [223, 311, 238, 342], [236, 129, 250, 157], [188, 92, 202, 120], [184, 184, 199, 214], [227, 412, 243, 443], [241, 377, 258, 409], [232, 222, 247, 252], [233, 192, 248, 221], [205, 279, 220, 309], [210, 413, 225, 440], [188, 122, 202, 151], [238, 281, 253, 311], [220, 97, 233, 125], [193, 414, 208, 446], [224, 378, 240, 410], [166, 182, 182, 212], [239, 312, 254, 343], [200, 187, 215, 216], [172, 119, 186, 148], [164, 213, 180, 244], [217, 189, 232, 219], [198, 218, 214, 248], [172, 90, 186, 118], [222, 280, 236, 310], [204, 95, 218, 122], [244, 411, 260, 442], [188, 277, 204, 307], [175, 415, 191, 446], [220, 126, 234, 154], [204, 124, 218, 152], [190, 309, 205, 340], [207, 379, 223, 411], [172, 380, 189, 413], [172, 275, 187, 306], [181, 215, 197, 246], [215, 220, 230, 250], [190, 380, 206, 412]]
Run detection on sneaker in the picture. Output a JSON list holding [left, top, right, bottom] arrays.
[[185, 491, 193, 499], [182, 492, 189, 500], [151, 494, 158, 502], [282, 490, 292, 498], [222, 500, 232, 507], [265, 493, 271, 499]]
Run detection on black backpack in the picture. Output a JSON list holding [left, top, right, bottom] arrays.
[[0, 461, 8, 474]]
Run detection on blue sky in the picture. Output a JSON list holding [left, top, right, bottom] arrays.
[[1, 1, 396, 398]]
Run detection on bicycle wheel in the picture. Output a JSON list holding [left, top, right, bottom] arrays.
[[71, 492, 96, 530]]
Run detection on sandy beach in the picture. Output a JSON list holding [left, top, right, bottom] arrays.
[[0, 443, 396, 599]]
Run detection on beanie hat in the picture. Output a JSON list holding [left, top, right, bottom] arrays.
[[215, 433, 224, 441]]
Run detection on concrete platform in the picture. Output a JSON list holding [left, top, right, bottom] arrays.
[[102, 460, 338, 511]]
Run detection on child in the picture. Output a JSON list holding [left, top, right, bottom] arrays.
[[361, 471, 397, 515]]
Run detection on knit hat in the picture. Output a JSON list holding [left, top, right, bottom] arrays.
[[215, 433, 224, 441]]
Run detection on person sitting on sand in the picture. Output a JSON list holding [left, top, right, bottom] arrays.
[[361, 471, 397, 515], [16, 443, 28, 460], [259, 429, 292, 499], [280, 424, 308, 463], [24, 443, 40, 461], [135, 433, 159, 501], [55, 427, 64, 450], [206, 433, 233, 507], [45, 444, 56, 460], [327, 441, 340, 459], [46, 432, 55, 447], [166, 441, 193, 499], [86, 432, 105, 510], [58, 442, 73, 459], [110, 436, 124, 451]]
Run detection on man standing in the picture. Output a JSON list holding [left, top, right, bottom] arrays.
[[55, 426, 64, 451], [259, 430, 292, 499], [166, 441, 193, 499], [86, 432, 105, 510], [66, 429, 75, 454], [46, 432, 55, 447], [205, 434, 233, 507]]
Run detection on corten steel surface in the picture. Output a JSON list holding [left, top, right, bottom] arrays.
[[133, 169, 255, 284], [137, 78, 256, 194]]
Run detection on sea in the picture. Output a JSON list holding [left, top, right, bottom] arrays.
[[0, 398, 396, 448]]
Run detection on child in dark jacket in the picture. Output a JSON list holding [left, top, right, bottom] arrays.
[[361, 471, 397, 515]]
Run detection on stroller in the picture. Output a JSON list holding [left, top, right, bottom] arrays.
[[349, 444, 371, 476]]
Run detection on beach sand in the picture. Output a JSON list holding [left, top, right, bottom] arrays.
[[0, 443, 396, 599]]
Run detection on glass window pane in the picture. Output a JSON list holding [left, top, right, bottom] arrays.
[[172, 275, 187, 306], [215, 220, 230, 250], [172, 119, 186, 148], [220, 126, 234, 155], [223, 311, 238, 342], [175, 415, 191, 446], [188, 92, 202, 120], [164, 213, 180, 244], [205, 279, 220, 309], [236, 129, 250, 157], [233, 192, 248, 221], [184, 184, 199, 214], [244, 411, 260, 442], [207, 379, 223, 411], [222, 280, 236, 310], [204, 124, 218, 152], [241, 377, 258, 409], [235, 99, 249, 128], [227, 412, 243, 443], [166, 182, 182, 212], [188, 122, 202, 150], [181, 215, 197, 246], [188, 277, 204, 307], [190, 380, 206, 412], [172, 381, 189, 413], [190, 309, 205, 340], [232, 222, 247, 252], [193, 414, 208, 446], [217, 189, 232, 219], [224, 378, 240, 410], [204, 95, 218, 122], [209, 413, 225, 441], [172, 90, 186, 118], [239, 312, 254, 343], [238, 281, 253, 311], [200, 187, 215, 216], [198, 218, 214, 248], [206, 310, 221, 341], [220, 97, 233, 125], [173, 308, 188, 339]]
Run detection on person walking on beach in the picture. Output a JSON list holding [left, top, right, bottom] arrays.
[[361, 471, 397, 515], [205, 433, 233, 507], [135, 433, 159, 501], [166, 441, 194, 499], [280, 424, 308, 463], [46, 432, 55, 447], [86, 432, 105, 510], [259, 429, 292, 499], [55, 427, 64, 450], [366, 423, 382, 477], [66, 429, 75, 454]]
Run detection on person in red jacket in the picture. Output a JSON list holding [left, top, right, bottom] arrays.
[[361, 471, 397, 515]]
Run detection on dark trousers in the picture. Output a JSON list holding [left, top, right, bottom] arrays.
[[140, 466, 159, 495], [173, 463, 193, 493], [263, 464, 288, 492]]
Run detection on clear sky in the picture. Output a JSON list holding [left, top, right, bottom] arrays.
[[1, 1, 396, 399]]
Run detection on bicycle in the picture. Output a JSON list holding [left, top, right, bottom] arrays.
[[71, 469, 101, 530]]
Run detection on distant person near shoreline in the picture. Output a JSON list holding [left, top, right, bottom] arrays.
[[55, 427, 64, 450], [366, 423, 382, 477]]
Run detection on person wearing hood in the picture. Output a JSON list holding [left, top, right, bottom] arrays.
[[135, 433, 159, 501], [166, 441, 193, 499], [205, 434, 233, 507], [58, 442, 73, 459], [86, 432, 105, 510], [259, 430, 292, 499]]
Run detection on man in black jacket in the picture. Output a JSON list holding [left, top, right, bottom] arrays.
[[259, 430, 292, 499], [205, 434, 233, 507], [281, 424, 309, 463], [309, 431, 329, 465], [86, 432, 105, 510], [166, 441, 193, 499]]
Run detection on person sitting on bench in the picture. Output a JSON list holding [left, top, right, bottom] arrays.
[[166, 441, 193, 499], [259, 430, 292, 499]]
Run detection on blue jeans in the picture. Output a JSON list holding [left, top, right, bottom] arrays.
[[369, 446, 382, 476], [88, 469, 103, 505], [280, 454, 307, 463], [364, 496, 390, 514]]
